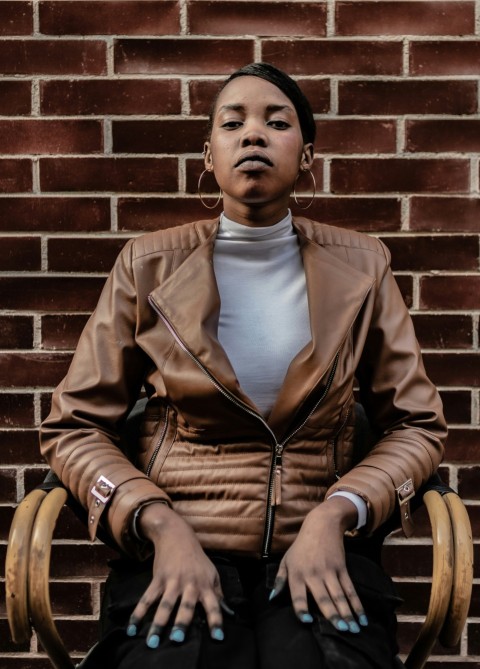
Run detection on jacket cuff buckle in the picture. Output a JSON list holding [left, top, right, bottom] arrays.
[[91, 475, 116, 504], [396, 478, 415, 537]]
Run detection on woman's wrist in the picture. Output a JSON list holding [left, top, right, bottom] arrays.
[[135, 501, 176, 542], [308, 495, 359, 533]]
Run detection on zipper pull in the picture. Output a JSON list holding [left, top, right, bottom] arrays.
[[273, 447, 283, 506]]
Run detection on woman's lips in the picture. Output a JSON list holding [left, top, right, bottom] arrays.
[[235, 153, 273, 171]]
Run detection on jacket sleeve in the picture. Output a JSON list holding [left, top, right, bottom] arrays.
[[40, 239, 172, 559], [326, 242, 447, 536]]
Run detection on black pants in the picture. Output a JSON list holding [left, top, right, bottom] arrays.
[[80, 551, 401, 669]]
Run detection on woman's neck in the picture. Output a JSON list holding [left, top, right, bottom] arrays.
[[222, 197, 291, 228]]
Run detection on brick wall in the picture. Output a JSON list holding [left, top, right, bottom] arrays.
[[0, 0, 479, 666]]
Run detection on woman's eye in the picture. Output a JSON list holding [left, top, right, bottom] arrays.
[[269, 120, 290, 129], [221, 121, 242, 129]]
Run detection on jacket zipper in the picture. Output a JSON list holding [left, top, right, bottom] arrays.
[[329, 404, 351, 481], [146, 406, 169, 477], [149, 295, 338, 557]]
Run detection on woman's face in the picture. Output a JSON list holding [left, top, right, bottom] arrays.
[[204, 76, 314, 224]]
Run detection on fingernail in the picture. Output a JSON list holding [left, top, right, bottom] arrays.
[[146, 634, 160, 649], [336, 619, 349, 632], [299, 612, 314, 624], [268, 588, 277, 601], [349, 621, 361, 633], [170, 627, 185, 643], [359, 614, 368, 627], [211, 626, 224, 641], [126, 624, 137, 637]]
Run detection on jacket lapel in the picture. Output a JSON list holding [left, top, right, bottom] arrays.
[[148, 219, 258, 411], [267, 221, 375, 438]]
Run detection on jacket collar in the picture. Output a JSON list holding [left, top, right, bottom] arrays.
[[149, 217, 375, 440]]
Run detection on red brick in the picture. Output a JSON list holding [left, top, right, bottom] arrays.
[[468, 622, 480, 655], [41, 314, 90, 350], [40, 157, 178, 193], [40, 0, 179, 35], [316, 119, 395, 154], [305, 197, 401, 232], [338, 80, 477, 115], [41, 392, 53, 421], [381, 235, 478, 272], [118, 196, 221, 231], [0, 619, 29, 652], [0, 429, 40, 464], [423, 353, 480, 387], [445, 428, 480, 463], [0, 236, 40, 271], [23, 465, 50, 490], [39, 619, 98, 654], [115, 38, 254, 75], [330, 159, 469, 194], [336, 1, 475, 36], [0, 316, 33, 349], [0, 504, 15, 542], [0, 1, 33, 35], [0, 660, 52, 669], [420, 276, 480, 310], [0, 159, 32, 193], [411, 40, 480, 75], [0, 39, 106, 75], [49, 543, 115, 578], [189, 1, 326, 37], [0, 393, 35, 428], [0, 277, 105, 311], [41, 78, 181, 116], [411, 314, 473, 350], [0, 352, 72, 388], [396, 620, 459, 656], [297, 79, 331, 115], [113, 119, 208, 154], [394, 581, 431, 616], [407, 120, 480, 153], [0, 80, 31, 114], [0, 468, 16, 502], [458, 467, 480, 499], [48, 237, 128, 273], [440, 390, 472, 424], [262, 40, 403, 75], [0, 197, 110, 232], [0, 120, 102, 155], [410, 197, 480, 232], [383, 544, 432, 577]]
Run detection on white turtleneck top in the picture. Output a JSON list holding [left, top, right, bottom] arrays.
[[212, 211, 366, 529]]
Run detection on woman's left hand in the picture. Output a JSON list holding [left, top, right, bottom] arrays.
[[271, 496, 368, 633]]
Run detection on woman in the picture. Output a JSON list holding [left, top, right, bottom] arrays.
[[40, 63, 447, 669]]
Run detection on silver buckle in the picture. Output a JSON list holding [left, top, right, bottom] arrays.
[[396, 478, 415, 504], [91, 475, 116, 504]]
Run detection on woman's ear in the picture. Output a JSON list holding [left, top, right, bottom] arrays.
[[300, 143, 314, 170], [203, 141, 214, 171]]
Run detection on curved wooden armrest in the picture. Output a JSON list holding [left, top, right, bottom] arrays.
[[405, 490, 454, 669], [28, 486, 75, 669], [439, 492, 473, 647], [6, 488, 47, 643]]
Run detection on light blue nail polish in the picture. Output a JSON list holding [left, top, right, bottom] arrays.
[[170, 628, 185, 643], [211, 627, 224, 641], [300, 612, 314, 623], [268, 589, 277, 601], [336, 619, 349, 632], [126, 624, 137, 637], [359, 614, 369, 627], [147, 634, 160, 649], [349, 621, 361, 633]]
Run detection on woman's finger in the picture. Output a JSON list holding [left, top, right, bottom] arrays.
[[127, 580, 164, 637], [200, 589, 225, 641], [269, 561, 288, 601], [169, 585, 200, 643], [287, 574, 313, 624], [338, 571, 368, 627], [146, 587, 179, 647]]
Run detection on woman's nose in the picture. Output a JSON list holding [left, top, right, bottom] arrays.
[[240, 122, 267, 146]]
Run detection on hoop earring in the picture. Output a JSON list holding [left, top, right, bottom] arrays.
[[293, 169, 316, 210], [198, 169, 222, 210]]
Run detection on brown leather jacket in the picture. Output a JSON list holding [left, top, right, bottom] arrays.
[[40, 217, 447, 559]]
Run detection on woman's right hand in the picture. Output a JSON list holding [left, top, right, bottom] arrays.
[[127, 502, 225, 648]]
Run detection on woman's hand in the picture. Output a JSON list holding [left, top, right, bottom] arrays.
[[271, 496, 368, 633], [127, 503, 225, 647]]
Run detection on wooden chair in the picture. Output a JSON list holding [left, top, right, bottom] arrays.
[[5, 403, 474, 669]]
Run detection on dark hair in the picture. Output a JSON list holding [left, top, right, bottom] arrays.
[[207, 62, 316, 145]]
